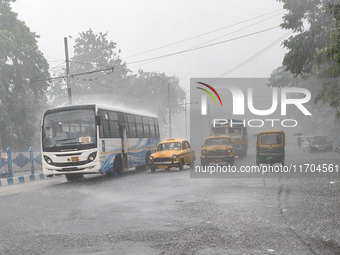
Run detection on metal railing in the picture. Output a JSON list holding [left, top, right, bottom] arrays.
[[0, 147, 42, 178]]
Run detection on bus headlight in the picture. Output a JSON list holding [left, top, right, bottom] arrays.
[[43, 156, 53, 164], [88, 152, 97, 162]]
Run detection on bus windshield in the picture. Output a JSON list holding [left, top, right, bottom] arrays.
[[228, 126, 243, 137], [42, 109, 97, 152]]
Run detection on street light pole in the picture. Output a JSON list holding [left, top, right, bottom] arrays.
[[64, 37, 72, 105], [168, 83, 172, 138]]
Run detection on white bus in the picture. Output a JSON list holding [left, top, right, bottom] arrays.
[[41, 104, 160, 181]]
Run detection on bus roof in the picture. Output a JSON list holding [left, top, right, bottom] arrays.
[[43, 104, 158, 118]]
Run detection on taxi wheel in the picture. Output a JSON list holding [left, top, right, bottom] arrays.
[[178, 159, 184, 171], [151, 167, 156, 173]]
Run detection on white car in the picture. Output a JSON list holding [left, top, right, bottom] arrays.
[[302, 136, 312, 151]]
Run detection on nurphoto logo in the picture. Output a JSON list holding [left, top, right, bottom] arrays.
[[196, 81, 312, 128]]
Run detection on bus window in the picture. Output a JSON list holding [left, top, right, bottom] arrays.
[[127, 114, 135, 122], [128, 122, 137, 138], [108, 111, 118, 121], [135, 115, 142, 123], [109, 121, 120, 138], [149, 118, 156, 137], [142, 117, 148, 124], [136, 123, 143, 138], [143, 123, 150, 137], [155, 123, 160, 138]]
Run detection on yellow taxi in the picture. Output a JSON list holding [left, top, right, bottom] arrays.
[[149, 138, 196, 172], [200, 135, 235, 166]]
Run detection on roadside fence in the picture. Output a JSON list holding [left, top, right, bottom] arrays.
[[0, 147, 42, 178]]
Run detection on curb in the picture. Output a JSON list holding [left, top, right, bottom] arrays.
[[0, 173, 46, 187]]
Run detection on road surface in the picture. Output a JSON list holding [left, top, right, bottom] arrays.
[[0, 145, 339, 254]]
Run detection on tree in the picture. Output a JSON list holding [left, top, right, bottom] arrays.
[[127, 70, 186, 138], [269, 66, 333, 134], [48, 29, 131, 105], [277, 0, 340, 120], [0, 0, 50, 149]]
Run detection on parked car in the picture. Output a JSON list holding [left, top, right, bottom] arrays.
[[149, 138, 196, 172], [302, 136, 312, 151], [200, 135, 235, 166], [308, 136, 333, 152]]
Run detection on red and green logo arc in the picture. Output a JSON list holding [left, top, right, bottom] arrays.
[[196, 82, 222, 106]]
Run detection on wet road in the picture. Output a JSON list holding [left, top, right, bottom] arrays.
[[0, 145, 339, 254]]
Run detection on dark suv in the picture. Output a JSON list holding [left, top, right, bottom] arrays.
[[308, 136, 333, 152]]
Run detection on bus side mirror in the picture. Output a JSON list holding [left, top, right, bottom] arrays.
[[95, 115, 101, 126]]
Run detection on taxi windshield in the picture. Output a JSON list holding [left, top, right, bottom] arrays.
[[205, 138, 230, 146], [228, 126, 243, 137], [260, 133, 282, 145], [157, 142, 181, 151]]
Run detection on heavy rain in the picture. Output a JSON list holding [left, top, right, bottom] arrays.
[[0, 0, 339, 254]]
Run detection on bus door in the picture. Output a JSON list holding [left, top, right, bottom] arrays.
[[121, 125, 129, 171], [117, 113, 129, 171]]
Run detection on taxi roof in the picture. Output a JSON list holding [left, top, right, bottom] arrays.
[[204, 135, 231, 140], [159, 138, 188, 143]]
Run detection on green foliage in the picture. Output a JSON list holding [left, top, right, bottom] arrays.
[[269, 66, 333, 134], [126, 70, 185, 137], [278, 0, 333, 77], [276, 0, 340, 121], [0, 0, 50, 149], [48, 29, 131, 105], [128, 70, 185, 114]]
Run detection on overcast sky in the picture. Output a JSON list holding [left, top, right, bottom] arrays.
[[12, 0, 287, 91]]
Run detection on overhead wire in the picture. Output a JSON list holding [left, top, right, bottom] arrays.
[[35, 9, 289, 106], [128, 11, 285, 70], [35, 25, 281, 84], [126, 26, 280, 65], [59, 28, 292, 104], [213, 31, 293, 80], [124, 9, 284, 60], [170, 30, 293, 99], [65, 10, 284, 71]]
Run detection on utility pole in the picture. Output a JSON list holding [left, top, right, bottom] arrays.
[[168, 83, 172, 138], [185, 97, 187, 139], [166, 100, 197, 139], [64, 37, 72, 105], [208, 104, 211, 135]]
